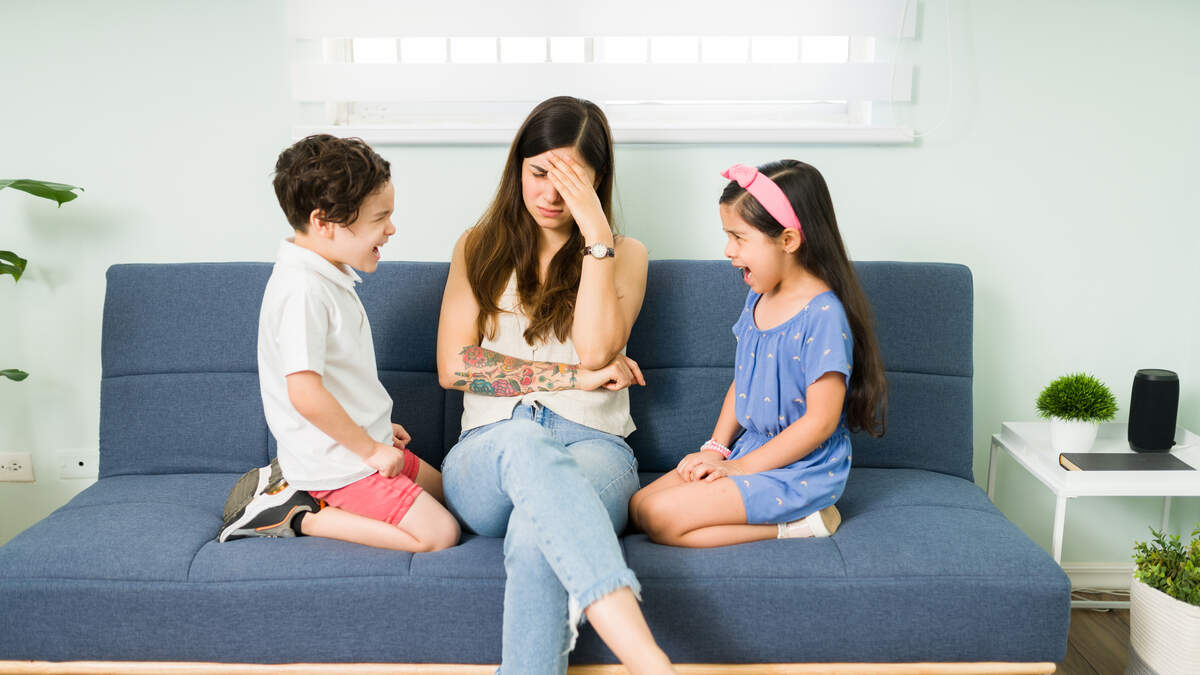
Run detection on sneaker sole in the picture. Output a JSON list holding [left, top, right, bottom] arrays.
[[221, 463, 270, 526], [811, 504, 842, 537], [219, 488, 308, 542], [218, 458, 291, 543], [222, 503, 311, 540]]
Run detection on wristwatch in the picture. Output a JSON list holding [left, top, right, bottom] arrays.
[[583, 242, 616, 259]]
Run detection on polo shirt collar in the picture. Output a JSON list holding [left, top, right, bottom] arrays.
[[276, 238, 361, 290]]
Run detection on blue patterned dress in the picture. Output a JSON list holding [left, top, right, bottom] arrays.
[[729, 289, 854, 524]]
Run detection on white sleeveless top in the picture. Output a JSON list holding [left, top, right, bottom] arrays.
[[460, 275, 636, 437]]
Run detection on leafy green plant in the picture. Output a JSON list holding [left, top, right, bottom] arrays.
[[1035, 372, 1118, 422], [1134, 525, 1200, 607], [2, 179, 84, 381]]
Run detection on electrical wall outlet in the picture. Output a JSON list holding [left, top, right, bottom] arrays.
[[59, 451, 98, 479], [0, 452, 36, 482]]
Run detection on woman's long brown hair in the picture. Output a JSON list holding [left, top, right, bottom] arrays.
[[465, 96, 616, 345], [720, 160, 888, 437]]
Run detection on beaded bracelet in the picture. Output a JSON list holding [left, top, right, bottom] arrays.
[[701, 439, 732, 459]]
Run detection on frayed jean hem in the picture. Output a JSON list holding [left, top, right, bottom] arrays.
[[565, 568, 643, 654]]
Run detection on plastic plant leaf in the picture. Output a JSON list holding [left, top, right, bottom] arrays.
[[0, 250, 27, 282], [0, 179, 84, 206], [1, 369, 29, 382]]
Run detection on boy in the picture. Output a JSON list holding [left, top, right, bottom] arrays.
[[218, 135, 459, 552]]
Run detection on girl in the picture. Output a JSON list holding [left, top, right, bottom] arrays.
[[436, 97, 674, 674], [630, 160, 887, 547]]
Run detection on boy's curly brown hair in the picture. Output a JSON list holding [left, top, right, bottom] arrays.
[[273, 135, 391, 232]]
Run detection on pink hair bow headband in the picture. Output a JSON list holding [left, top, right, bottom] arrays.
[[721, 163, 803, 237]]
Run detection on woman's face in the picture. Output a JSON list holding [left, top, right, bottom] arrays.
[[520, 146, 595, 232]]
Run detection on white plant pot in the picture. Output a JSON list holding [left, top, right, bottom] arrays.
[[1130, 577, 1200, 675], [1048, 416, 1099, 453]]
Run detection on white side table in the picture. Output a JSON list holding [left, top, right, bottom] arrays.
[[987, 422, 1200, 609]]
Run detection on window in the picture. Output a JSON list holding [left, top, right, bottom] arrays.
[[288, 0, 916, 144]]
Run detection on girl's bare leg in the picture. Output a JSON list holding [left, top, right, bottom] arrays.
[[639, 478, 777, 548], [629, 470, 686, 531]]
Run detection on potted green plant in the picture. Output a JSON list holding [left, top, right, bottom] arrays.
[[1035, 372, 1117, 453], [1130, 526, 1200, 674], [2, 178, 84, 381]]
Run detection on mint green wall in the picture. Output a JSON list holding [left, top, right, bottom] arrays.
[[2, 1, 1197, 570]]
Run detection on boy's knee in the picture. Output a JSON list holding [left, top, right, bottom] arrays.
[[404, 493, 461, 553], [412, 516, 458, 550], [432, 517, 461, 551]]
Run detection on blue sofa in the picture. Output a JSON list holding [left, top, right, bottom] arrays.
[[0, 260, 1070, 672]]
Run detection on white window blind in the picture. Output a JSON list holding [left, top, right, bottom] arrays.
[[288, 0, 916, 144]]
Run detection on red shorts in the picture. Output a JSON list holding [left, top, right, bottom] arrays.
[[309, 448, 423, 526]]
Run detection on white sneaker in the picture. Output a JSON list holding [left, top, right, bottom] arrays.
[[777, 505, 842, 539]]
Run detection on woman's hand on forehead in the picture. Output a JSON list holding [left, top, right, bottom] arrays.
[[545, 151, 608, 241], [546, 150, 595, 185]]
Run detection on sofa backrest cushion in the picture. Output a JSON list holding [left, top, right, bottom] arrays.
[[624, 261, 973, 480], [100, 261, 972, 481], [99, 262, 449, 478]]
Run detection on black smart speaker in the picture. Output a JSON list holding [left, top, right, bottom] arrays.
[[1128, 369, 1179, 452]]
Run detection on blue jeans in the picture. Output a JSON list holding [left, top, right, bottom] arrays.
[[441, 404, 641, 674]]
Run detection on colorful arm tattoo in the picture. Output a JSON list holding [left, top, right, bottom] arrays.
[[453, 346, 578, 396]]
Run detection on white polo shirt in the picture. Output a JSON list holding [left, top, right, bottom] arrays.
[[257, 239, 392, 491]]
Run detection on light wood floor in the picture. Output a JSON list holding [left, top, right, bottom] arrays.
[[1057, 592, 1131, 675]]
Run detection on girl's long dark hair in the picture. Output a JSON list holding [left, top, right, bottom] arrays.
[[720, 160, 887, 437], [465, 96, 616, 344]]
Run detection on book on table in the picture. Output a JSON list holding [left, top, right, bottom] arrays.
[[1058, 452, 1195, 471]]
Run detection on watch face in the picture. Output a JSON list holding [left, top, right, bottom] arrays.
[[589, 243, 606, 258]]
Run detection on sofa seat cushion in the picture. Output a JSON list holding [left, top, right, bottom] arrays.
[[0, 468, 1068, 664], [45, 473, 235, 513], [0, 503, 213, 583], [0, 473, 507, 664], [188, 536, 416, 582], [623, 467, 1069, 663], [0, 474, 232, 582]]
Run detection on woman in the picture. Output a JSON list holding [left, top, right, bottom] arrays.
[[436, 96, 674, 674]]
